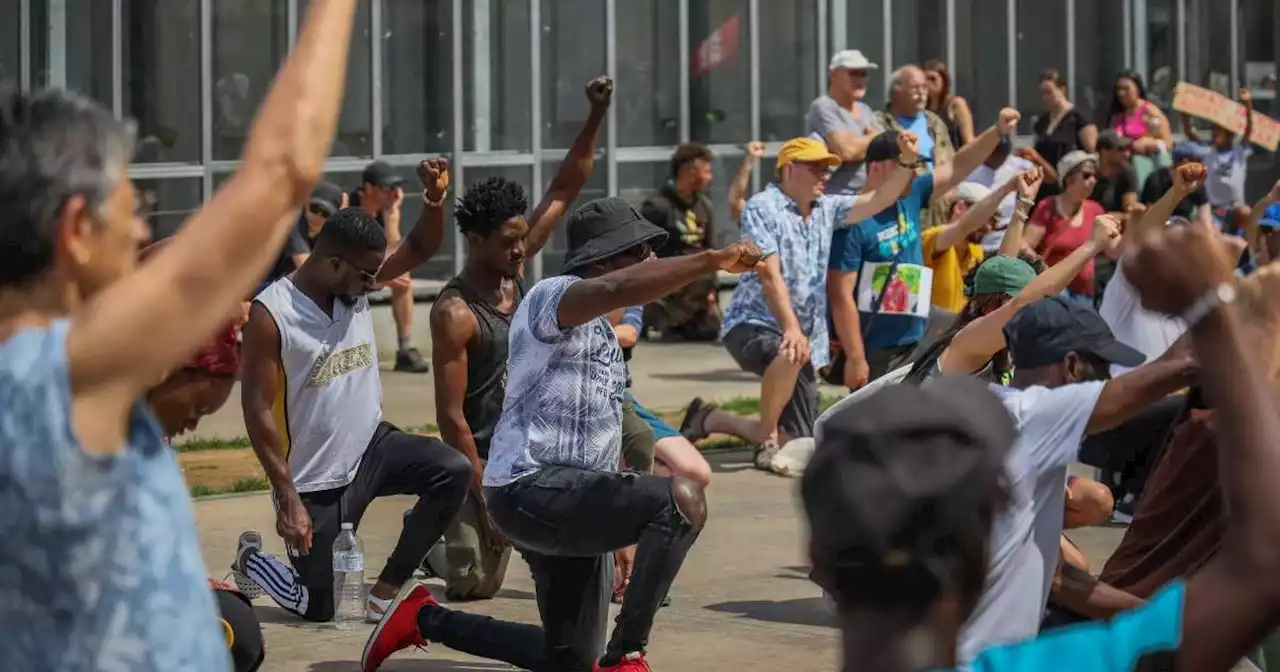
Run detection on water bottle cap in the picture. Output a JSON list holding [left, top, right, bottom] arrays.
[[341, 522, 353, 530]]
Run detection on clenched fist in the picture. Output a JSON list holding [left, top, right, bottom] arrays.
[[586, 76, 614, 109], [1015, 166, 1045, 200], [897, 131, 920, 164], [1172, 162, 1208, 194], [1122, 224, 1236, 317], [997, 108, 1022, 135], [418, 158, 450, 201], [715, 239, 767, 274], [746, 141, 766, 159], [1090, 214, 1122, 249]]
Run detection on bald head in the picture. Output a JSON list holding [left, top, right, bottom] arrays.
[[889, 65, 928, 116]]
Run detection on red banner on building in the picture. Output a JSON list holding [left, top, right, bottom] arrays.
[[692, 13, 742, 77]]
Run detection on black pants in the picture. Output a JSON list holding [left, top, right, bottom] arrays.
[[417, 466, 700, 671], [246, 422, 470, 621]]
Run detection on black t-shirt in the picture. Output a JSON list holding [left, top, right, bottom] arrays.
[[263, 216, 314, 286], [1033, 109, 1093, 201], [1091, 165, 1139, 213], [1141, 168, 1209, 220]]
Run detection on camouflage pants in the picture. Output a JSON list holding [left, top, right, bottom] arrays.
[[440, 493, 513, 601], [643, 273, 721, 341]]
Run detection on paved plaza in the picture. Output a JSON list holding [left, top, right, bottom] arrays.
[[190, 303, 1127, 670]]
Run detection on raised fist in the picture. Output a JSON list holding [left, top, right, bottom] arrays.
[[1090, 214, 1122, 248], [897, 130, 920, 163], [715, 239, 766, 274], [418, 158, 450, 201], [746, 141, 766, 159], [1239, 88, 1253, 104], [1015, 166, 1044, 200], [997, 108, 1022, 134], [1173, 162, 1207, 193], [586, 76, 614, 109], [1123, 224, 1235, 317]]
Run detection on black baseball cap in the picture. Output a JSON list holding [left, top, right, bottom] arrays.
[[1003, 296, 1146, 370], [864, 130, 903, 163], [361, 160, 404, 189], [803, 377, 1016, 606], [1096, 129, 1134, 151], [307, 182, 344, 215]]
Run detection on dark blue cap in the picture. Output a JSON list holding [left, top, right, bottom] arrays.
[[1172, 141, 1212, 163], [1261, 203, 1280, 231], [1003, 297, 1146, 370]]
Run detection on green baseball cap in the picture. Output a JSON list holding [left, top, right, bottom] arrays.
[[967, 256, 1037, 298]]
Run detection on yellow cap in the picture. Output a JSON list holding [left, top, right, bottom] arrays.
[[775, 137, 841, 171]]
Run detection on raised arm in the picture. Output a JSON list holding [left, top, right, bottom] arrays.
[[67, 0, 357, 396], [1241, 88, 1255, 145], [930, 171, 1027, 252], [729, 142, 765, 223], [933, 108, 1022, 194], [1118, 162, 1207, 255], [841, 131, 921, 223], [1180, 113, 1204, 144], [556, 241, 763, 330], [942, 216, 1119, 374], [1123, 224, 1280, 672], [240, 303, 313, 554], [1085, 338, 1198, 434], [1051, 561, 1145, 620], [525, 77, 613, 257], [377, 158, 449, 282], [996, 170, 1043, 257]]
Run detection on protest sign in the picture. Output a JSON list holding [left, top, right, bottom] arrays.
[[1173, 82, 1280, 152]]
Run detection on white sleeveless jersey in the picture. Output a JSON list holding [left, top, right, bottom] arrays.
[[254, 278, 382, 493]]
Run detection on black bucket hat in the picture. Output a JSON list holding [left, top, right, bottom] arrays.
[[561, 197, 668, 274]]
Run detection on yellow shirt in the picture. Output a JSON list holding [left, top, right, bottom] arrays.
[[921, 226, 985, 313]]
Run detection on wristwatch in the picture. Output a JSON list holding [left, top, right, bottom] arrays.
[[1181, 283, 1236, 328]]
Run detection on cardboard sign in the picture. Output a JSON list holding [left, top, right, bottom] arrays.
[[1173, 82, 1280, 152], [856, 262, 933, 319]]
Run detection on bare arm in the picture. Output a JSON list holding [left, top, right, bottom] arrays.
[[931, 181, 1016, 252], [729, 143, 765, 223], [1181, 113, 1204, 144], [1086, 344, 1198, 434], [1051, 561, 1145, 620], [1241, 90, 1255, 144], [67, 0, 358, 397], [824, 130, 876, 164], [826, 268, 865, 366], [952, 96, 976, 146], [934, 109, 1021, 194], [1119, 163, 1206, 255], [1244, 182, 1280, 266], [997, 197, 1036, 257], [1078, 124, 1099, 153], [1147, 106, 1173, 145], [378, 200, 445, 282], [556, 244, 759, 330], [431, 299, 485, 495], [240, 304, 296, 499], [842, 164, 916, 223], [525, 78, 612, 258]]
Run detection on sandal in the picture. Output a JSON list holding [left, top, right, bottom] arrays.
[[679, 397, 717, 442]]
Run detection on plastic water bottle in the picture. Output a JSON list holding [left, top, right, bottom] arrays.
[[332, 522, 365, 630]]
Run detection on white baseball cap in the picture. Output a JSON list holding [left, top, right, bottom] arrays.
[[953, 182, 993, 204], [828, 50, 878, 72]]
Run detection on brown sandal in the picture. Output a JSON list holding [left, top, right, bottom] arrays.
[[679, 397, 717, 442]]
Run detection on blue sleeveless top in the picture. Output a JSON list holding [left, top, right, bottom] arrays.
[[0, 321, 227, 671]]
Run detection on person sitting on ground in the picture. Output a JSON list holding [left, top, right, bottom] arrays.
[[1024, 150, 1109, 302], [0, 0, 358, 667], [956, 294, 1196, 662], [1181, 88, 1255, 236], [824, 109, 1022, 390], [233, 207, 471, 625], [922, 168, 1042, 314], [678, 133, 921, 475], [419, 77, 613, 602], [640, 142, 722, 342], [361, 200, 765, 672], [806, 216, 1280, 669], [1141, 142, 1213, 229]]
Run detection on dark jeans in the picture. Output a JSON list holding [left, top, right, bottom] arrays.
[[419, 466, 700, 671], [286, 423, 470, 621], [723, 323, 819, 438]]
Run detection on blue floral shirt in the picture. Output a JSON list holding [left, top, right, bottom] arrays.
[[721, 183, 859, 368], [0, 321, 227, 671]]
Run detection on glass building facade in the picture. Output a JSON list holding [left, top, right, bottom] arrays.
[[4, 0, 1277, 280]]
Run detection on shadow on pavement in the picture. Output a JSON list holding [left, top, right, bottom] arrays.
[[704, 597, 837, 628], [703, 449, 757, 475], [311, 661, 514, 671]]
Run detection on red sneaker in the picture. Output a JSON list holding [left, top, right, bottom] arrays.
[[361, 583, 437, 671], [595, 651, 652, 671]]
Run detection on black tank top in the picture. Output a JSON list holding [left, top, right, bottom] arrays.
[[437, 276, 523, 459]]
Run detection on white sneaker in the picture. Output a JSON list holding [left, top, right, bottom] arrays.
[[366, 592, 395, 623], [770, 438, 815, 478], [229, 531, 265, 600]]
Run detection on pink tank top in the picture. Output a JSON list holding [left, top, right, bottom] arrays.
[[1113, 100, 1151, 139]]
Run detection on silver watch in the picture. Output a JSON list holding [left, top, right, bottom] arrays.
[[1181, 283, 1236, 328]]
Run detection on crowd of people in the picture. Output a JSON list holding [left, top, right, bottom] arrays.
[[5, 0, 1280, 669]]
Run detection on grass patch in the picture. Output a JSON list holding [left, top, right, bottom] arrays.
[[188, 476, 270, 499], [173, 435, 251, 452]]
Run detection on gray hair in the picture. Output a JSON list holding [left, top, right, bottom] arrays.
[[889, 65, 924, 91], [0, 85, 136, 286]]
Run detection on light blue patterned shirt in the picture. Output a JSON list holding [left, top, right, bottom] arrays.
[[484, 276, 629, 486], [721, 183, 859, 368], [0, 321, 227, 672]]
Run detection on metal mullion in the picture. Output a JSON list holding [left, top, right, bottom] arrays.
[[605, 0, 617, 197], [946, 0, 956, 75], [287, 0, 298, 46], [1176, 0, 1186, 82], [1066, 0, 1076, 100], [19, 0, 30, 91], [456, 152, 537, 167], [112, 0, 122, 117], [678, 0, 689, 142], [1229, 0, 1240, 92], [1006, 0, 1016, 107], [882, 0, 892, 93], [371, 0, 383, 158], [748, 0, 760, 195], [1123, 0, 1133, 69], [817, 0, 827, 94], [200, 0, 213, 199], [451, 0, 465, 276], [530, 0, 545, 281]]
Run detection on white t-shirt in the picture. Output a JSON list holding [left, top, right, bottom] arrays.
[[483, 276, 629, 487], [957, 381, 1106, 665], [1098, 260, 1184, 376], [966, 156, 1033, 254]]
